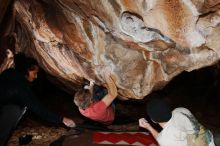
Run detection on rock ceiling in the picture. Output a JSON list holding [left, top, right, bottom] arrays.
[[0, 0, 220, 99]]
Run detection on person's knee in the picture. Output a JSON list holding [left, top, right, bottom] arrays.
[[5, 105, 24, 119], [0, 104, 25, 131], [0, 104, 25, 145]]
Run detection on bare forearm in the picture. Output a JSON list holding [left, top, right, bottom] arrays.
[[139, 118, 159, 141], [102, 74, 118, 107], [105, 75, 117, 97], [147, 126, 159, 140]]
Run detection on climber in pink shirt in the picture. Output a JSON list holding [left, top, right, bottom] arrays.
[[74, 68, 118, 125]]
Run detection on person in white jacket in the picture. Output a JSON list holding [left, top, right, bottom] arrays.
[[139, 98, 215, 146]]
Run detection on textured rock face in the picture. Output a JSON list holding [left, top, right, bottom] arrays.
[[1, 0, 220, 99]]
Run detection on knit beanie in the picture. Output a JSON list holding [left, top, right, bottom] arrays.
[[146, 98, 172, 123]]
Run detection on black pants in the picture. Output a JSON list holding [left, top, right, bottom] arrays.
[[0, 104, 26, 146]]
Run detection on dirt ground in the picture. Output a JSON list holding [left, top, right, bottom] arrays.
[[7, 65, 220, 146]]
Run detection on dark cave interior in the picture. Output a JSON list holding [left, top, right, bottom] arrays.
[[30, 62, 220, 131], [15, 61, 220, 145], [1, 1, 220, 145]]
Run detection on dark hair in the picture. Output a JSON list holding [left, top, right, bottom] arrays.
[[146, 98, 172, 123], [14, 53, 38, 75]]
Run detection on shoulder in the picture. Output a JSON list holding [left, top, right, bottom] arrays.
[[88, 100, 109, 113], [171, 108, 199, 131], [1, 68, 15, 75], [0, 68, 16, 81], [171, 108, 193, 125], [80, 100, 107, 112], [172, 107, 192, 116], [94, 100, 108, 109]]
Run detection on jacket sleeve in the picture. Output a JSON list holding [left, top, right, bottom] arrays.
[[16, 83, 63, 124]]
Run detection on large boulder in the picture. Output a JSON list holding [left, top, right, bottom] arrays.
[[1, 0, 220, 99]]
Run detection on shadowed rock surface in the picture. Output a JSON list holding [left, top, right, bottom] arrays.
[[1, 0, 220, 99]]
